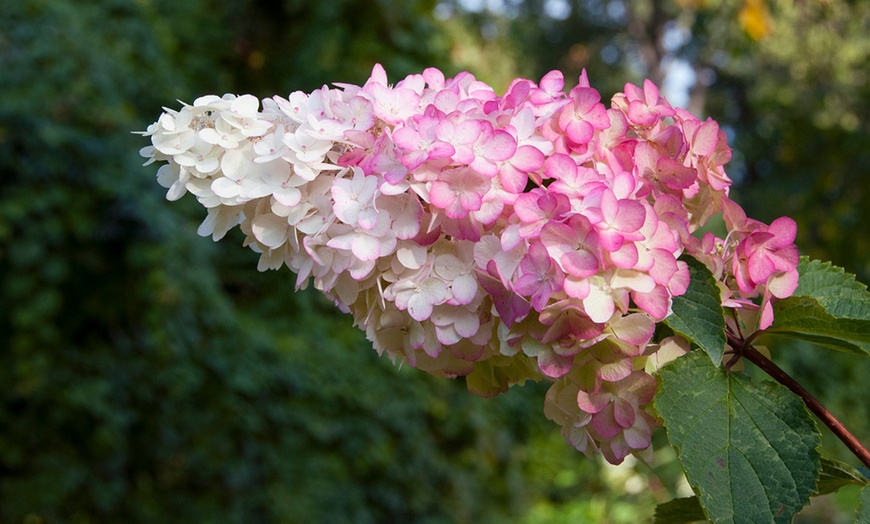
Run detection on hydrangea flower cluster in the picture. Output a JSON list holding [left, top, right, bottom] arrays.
[[141, 64, 799, 464]]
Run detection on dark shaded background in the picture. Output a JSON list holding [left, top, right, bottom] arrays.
[[1, 0, 868, 522]]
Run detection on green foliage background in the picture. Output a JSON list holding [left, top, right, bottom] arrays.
[[1, 0, 868, 522]]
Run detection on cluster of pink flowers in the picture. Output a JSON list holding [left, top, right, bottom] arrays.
[[141, 64, 799, 464]]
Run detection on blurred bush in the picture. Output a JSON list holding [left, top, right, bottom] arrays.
[[0, 1, 677, 522], [6, 0, 868, 522]]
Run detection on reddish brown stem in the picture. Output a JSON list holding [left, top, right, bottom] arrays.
[[727, 333, 870, 469]]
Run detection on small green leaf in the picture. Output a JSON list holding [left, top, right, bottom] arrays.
[[665, 256, 727, 365], [654, 496, 708, 523], [769, 296, 870, 356], [856, 485, 870, 524], [765, 330, 869, 355], [655, 351, 821, 524], [766, 258, 870, 355], [793, 258, 870, 320], [816, 457, 869, 495]]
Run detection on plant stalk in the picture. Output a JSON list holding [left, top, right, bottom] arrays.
[[727, 333, 870, 469]]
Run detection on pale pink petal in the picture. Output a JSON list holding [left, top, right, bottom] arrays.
[[576, 389, 610, 414], [598, 357, 633, 383], [759, 297, 775, 331], [469, 156, 498, 178], [537, 351, 574, 378], [612, 270, 656, 293], [614, 200, 646, 232], [454, 312, 480, 338], [251, 213, 289, 248], [539, 69, 564, 93], [610, 313, 655, 346], [485, 130, 518, 161], [499, 164, 529, 194], [391, 127, 421, 150], [421, 278, 449, 303], [584, 286, 615, 323], [624, 414, 653, 449], [435, 325, 462, 345], [211, 177, 242, 198], [613, 397, 636, 429], [609, 242, 639, 269], [563, 276, 591, 300], [628, 100, 656, 126], [351, 234, 381, 261], [768, 216, 798, 248], [622, 372, 659, 404], [369, 63, 388, 85], [428, 181, 456, 209], [562, 117, 594, 144], [406, 295, 434, 322], [423, 67, 445, 89], [592, 405, 622, 439], [544, 152, 578, 181], [767, 270, 799, 299], [476, 263, 530, 327], [458, 191, 483, 212], [668, 261, 691, 296], [511, 145, 546, 172], [450, 341, 485, 362], [693, 120, 720, 156], [632, 285, 670, 321], [451, 274, 479, 305], [558, 247, 597, 277], [454, 119, 484, 145]]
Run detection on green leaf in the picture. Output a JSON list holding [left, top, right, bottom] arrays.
[[655, 351, 821, 524], [769, 296, 870, 356], [766, 258, 870, 355], [665, 256, 727, 365], [764, 330, 870, 355], [816, 457, 869, 495], [652, 458, 868, 523], [464, 354, 541, 398], [793, 258, 870, 320], [857, 485, 870, 524], [654, 496, 708, 523]]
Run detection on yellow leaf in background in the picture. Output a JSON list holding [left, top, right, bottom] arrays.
[[676, 0, 709, 8], [739, 0, 772, 40]]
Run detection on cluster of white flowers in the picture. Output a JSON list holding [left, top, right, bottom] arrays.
[[140, 73, 504, 379]]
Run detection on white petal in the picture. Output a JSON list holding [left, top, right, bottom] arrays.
[[407, 294, 435, 321], [453, 311, 480, 338], [351, 234, 381, 261], [610, 313, 655, 346], [611, 270, 655, 293], [220, 149, 246, 179], [583, 286, 615, 323], [195, 156, 220, 174], [252, 213, 290, 248], [396, 244, 427, 269], [451, 274, 478, 305], [273, 187, 302, 207], [326, 232, 354, 251], [420, 278, 449, 304], [435, 324, 462, 345], [211, 177, 242, 198], [231, 94, 260, 116], [156, 163, 179, 189], [166, 177, 188, 201]]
